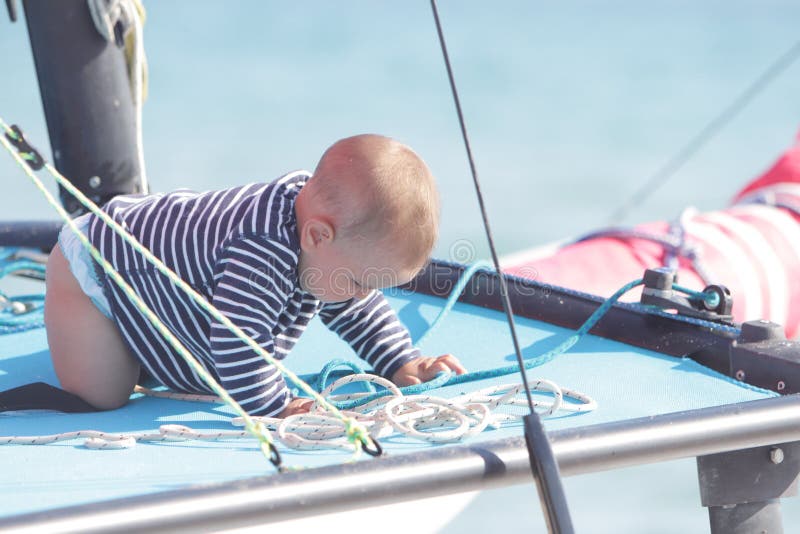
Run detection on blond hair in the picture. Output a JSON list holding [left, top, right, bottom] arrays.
[[306, 134, 439, 269]]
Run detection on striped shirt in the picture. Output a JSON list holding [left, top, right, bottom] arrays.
[[87, 171, 420, 416]]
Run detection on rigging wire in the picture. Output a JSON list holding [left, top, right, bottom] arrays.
[[429, 2, 574, 532], [429, 1, 534, 416], [607, 38, 800, 225]]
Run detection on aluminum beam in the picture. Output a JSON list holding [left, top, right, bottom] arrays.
[[1, 394, 798, 533]]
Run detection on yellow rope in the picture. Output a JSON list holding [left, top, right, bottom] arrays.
[[0, 118, 376, 461], [124, 0, 148, 102]]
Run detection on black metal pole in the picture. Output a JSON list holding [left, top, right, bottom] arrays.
[[3, 394, 798, 531], [5, 0, 17, 22], [0, 220, 63, 250], [429, 2, 574, 532], [697, 442, 799, 534], [22, 0, 146, 216], [524, 413, 575, 533]]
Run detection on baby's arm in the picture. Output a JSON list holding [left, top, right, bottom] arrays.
[[210, 237, 294, 417], [319, 291, 466, 386], [319, 290, 420, 379]]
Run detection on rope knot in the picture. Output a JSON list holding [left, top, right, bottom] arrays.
[[344, 417, 382, 457], [4, 124, 44, 170], [251, 421, 282, 470]]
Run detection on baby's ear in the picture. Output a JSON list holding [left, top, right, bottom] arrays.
[[304, 218, 334, 248]]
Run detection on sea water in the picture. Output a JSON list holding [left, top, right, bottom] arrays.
[[1, 1, 799, 532]]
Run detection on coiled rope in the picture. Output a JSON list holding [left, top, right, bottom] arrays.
[[0, 248, 45, 333], [2, 374, 596, 450]]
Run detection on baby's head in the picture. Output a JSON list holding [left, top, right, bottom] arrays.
[[296, 134, 439, 302]]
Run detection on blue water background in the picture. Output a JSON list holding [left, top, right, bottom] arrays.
[[1, 1, 799, 532]]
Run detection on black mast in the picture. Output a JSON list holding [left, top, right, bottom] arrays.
[[21, 0, 146, 217]]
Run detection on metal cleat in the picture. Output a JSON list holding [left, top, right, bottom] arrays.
[[640, 267, 733, 323]]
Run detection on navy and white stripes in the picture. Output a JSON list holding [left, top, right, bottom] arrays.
[[87, 171, 420, 416]]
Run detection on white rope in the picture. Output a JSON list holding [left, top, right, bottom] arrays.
[[2, 373, 596, 451], [133, 385, 218, 403], [87, 0, 125, 41]]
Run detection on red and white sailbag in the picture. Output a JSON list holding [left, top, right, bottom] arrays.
[[502, 131, 800, 339]]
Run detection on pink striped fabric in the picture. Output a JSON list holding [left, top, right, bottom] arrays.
[[504, 131, 800, 338]]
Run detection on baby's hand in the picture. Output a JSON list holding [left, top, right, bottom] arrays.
[[279, 397, 315, 418], [391, 354, 466, 386]]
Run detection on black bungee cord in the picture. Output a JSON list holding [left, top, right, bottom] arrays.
[[429, 2, 574, 533]]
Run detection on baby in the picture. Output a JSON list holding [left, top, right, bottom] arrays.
[[44, 134, 465, 417]]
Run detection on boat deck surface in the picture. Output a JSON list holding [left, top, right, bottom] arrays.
[[0, 291, 774, 519]]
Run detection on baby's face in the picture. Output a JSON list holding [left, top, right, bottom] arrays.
[[299, 236, 420, 303]]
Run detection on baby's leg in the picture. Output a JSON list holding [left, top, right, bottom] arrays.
[[44, 244, 140, 410]]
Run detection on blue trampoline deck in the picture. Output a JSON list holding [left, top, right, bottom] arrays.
[[0, 291, 776, 520]]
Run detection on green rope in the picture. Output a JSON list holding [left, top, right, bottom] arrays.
[[324, 277, 644, 411], [0, 248, 45, 332], [673, 283, 721, 309], [0, 118, 375, 464], [413, 259, 493, 348]]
